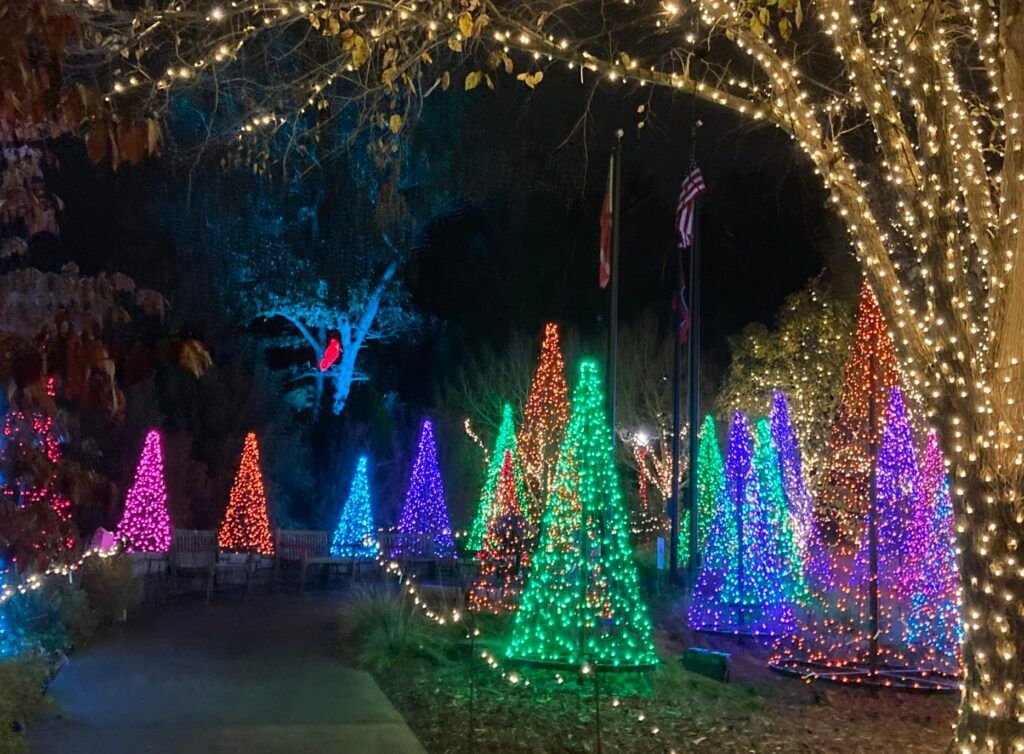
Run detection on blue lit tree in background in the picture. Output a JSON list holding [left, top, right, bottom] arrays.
[[392, 420, 456, 558], [331, 456, 379, 558], [689, 411, 795, 635]]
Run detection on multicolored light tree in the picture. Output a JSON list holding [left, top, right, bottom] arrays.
[[770, 391, 831, 592], [753, 417, 809, 605], [817, 281, 902, 549], [330, 455, 378, 558], [679, 414, 724, 567], [467, 404, 528, 551], [469, 451, 531, 613], [115, 430, 172, 553], [517, 323, 570, 531], [689, 411, 795, 636], [392, 419, 456, 558], [507, 359, 657, 669], [218, 432, 275, 555]]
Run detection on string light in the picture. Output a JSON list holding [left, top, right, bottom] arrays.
[[680, 414, 723, 566], [218, 432, 275, 555], [115, 430, 172, 554], [330, 455, 379, 558]]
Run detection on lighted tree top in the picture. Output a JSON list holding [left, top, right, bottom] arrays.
[[469, 451, 531, 613], [517, 323, 570, 530], [467, 403, 528, 551], [817, 281, 902, 549], [689, 411, 795, 636], [331, 455, 378, 558], [392, 419, 456, 559], [115, 430, 172, 553], [507, 359, 656, 670], [218, 432, 275, 555]]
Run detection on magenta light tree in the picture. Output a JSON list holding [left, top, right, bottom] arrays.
[[392, 419, 456, 558], [115, 430, 172, 553]]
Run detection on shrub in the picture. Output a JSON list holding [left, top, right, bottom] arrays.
[[78, 555, 142, 629], [2, 579, 96, 656], [0, 656, 49, 754]]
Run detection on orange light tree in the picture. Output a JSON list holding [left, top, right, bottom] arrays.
[[517, 323, 570, 531], [218, 432, 275, 555]]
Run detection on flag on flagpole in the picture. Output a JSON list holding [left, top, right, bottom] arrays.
[[674, 268, 691, 344], [599, 153, 614, 289], [675, 163, 705, 249]]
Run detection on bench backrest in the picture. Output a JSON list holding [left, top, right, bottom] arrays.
[[378, 531, 435, 559], [275, 529, 331, 560], [170, 529, 217, 568]]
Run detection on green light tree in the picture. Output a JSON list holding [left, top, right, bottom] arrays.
[[467, 403, 528, 551], [680, 414, 725, 567], [506, 359, 657, 669]]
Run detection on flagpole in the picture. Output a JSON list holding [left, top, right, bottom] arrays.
[[608, 130, 623, 436], [669, 247, 682, 582], [686, 145, 702, 585]]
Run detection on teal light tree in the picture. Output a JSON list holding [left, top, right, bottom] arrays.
[[689, 411, 795, 635], [753, 417, 810, 604], [506, 359, 657, 669], [331, 455, 379, 558], [679, 414, 725, 568], [467, 404, 528, 551]]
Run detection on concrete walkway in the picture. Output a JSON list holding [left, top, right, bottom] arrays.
[[27, 594, 426, 754]]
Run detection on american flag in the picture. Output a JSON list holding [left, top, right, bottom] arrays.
[[674, 268, 691, 344], [675, 163, 705, 249]]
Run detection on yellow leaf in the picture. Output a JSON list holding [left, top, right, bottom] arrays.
[[516, 70, 544, 89], [327, 15, 340, 35], [309, 13, 320, 29], [778, 16, 792, 40], [349, 35, 370, 68], [750, 15, 765, 36], [421, 51, 433, 64], [448, 36, 463, 52], [382, 47, 397, 68], [637, 104, 646, 114], [485, 73, 494, 90], [382, 66, 399, 85], [389, 114, 403, 134], [503, 52, 514, 74], [473, 13, 490, 34], [465, 70, 482, 90], [458, 11, 474, 38], [441, 71, 451, 91]]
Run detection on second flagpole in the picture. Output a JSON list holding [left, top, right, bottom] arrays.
[[607, 129, 623, 437]]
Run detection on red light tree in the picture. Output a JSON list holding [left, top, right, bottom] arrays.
[[218, 432, 275, 555], [468, 451, 531, 613]]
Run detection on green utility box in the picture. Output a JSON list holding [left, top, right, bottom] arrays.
[[682, 648, 731, 682]]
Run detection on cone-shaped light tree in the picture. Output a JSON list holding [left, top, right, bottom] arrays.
[[468, 404, 528, 551], [818, 282, 902, 549], [507, 359, 656, 669], [392, 419, 456, 558], [0, 559, 11, 657], [331, 455, 378, 558], [679, 414, 724, 567], [218, 432, 275, 555], [115, 430, 172, 553], [689, 411, 795, 635], [906, 434, 962, 674], [469, 451, 531, 613], [753, 417, 809, 605], [517, 323, 570, 531], [770, 391, 831, 593]]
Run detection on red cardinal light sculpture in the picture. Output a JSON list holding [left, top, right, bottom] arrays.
[[319, 337, 342, 371]]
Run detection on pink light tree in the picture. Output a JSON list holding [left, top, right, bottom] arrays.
[[115, 430, 172, 553]]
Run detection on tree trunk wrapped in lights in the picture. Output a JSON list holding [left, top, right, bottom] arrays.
[[467, 403, 529, 551], [392, 419, 456, 559], [469, 451, 531, 613], [218, 432, 275, 555], [517, 323, 570, 533], [689, 411, 796, 636], [115, 430, 172, 553], [330, 455, 379, 558], [506, 359, 656, 670]]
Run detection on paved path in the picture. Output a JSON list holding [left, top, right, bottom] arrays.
[[27, 594, 426, 754]]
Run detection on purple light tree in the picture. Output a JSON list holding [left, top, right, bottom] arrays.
[[392, 419, 455, 558], [115, 430, 172, 553]]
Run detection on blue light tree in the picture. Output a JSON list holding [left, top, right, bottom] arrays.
[[331, 456, 379, 558], [689, 411, 795, 635]]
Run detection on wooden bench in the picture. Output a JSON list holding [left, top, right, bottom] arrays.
[[274, 529, 365, 593], [169, 529, 216, 602]]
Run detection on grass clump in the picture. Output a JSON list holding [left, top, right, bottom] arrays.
[[0, 656, 50, 754]]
